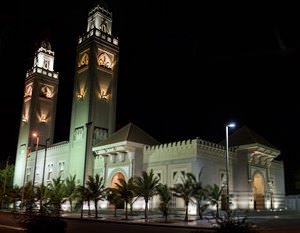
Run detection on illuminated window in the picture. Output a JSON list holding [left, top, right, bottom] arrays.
[[43, 59, 50, 69], [59, 161, 65, 180], [26, 168, 31, 183], [47, 163, 54, 181]]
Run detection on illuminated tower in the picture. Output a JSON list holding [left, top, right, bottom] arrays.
[[68, 2, 119, 184], [13, 41, 59, 186]]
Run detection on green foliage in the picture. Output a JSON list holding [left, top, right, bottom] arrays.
[[206, 184, 224, 218], [85, 174, 107, 218], [187, 169, 209, 219], [0, 163, 15, 208], [47, 177, 67, 217], [64, 174, 79, 212], [110, 177, 135, 220], [170, 173, 195, 222], [134, 169, 160, 220], [157, 183, 172, 222]]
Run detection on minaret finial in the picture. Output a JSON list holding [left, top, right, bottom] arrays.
[[94, 0, 109, 10]]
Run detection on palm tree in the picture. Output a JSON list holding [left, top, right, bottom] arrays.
[[76, 185, 91, 217], [8, 185, 22, 210], [35, 184, 48, 215], [85, 174, 107, 218], [134, 170, 160, 221], [64, 174, 79, 212], [47, 177, 66, 217], [207, 184, 224, 218], [157, 183, 172, 223], [126, 177, 137, 216], [0, 163, 15, 209], [22, 182, 36, 214], [107, 189, 122, 217], [170, 173, 195, 222], [187, 169, 209, 220], [110, 177, 135, 220]]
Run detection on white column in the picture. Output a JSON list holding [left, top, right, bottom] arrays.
[[127, 151, 135, 177]]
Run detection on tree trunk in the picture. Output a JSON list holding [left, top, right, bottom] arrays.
[[145, 200, 148, 220], [70, 199, 73, 212], [94, 200, 98, 218], [184, 201, 189, 222], [125, 201, 128, 220], [88, 201, 91, 216]]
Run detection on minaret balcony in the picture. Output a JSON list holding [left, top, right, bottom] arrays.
[[78, 28, 118, 46], [26, 67, 59, 79]]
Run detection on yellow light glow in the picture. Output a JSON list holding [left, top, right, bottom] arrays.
[[98, 90, 109, 100], [22, 116, 28, 123], [40, 115, 47, 123], [77, 88, 86, 100], [37, 111, 49, 123]]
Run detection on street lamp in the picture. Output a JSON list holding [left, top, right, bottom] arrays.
[[42, 138, 50, 186], [21, 146, 31, 207], [32, 132, 39, 192], [81, 121, 93, 219], [225, 122, 235, 211]]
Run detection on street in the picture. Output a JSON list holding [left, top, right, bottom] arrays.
[[1, 210, 300, 233]]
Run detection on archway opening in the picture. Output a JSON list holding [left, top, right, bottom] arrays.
[[253, 173, 265, 210], [109, 172, 125, 209]]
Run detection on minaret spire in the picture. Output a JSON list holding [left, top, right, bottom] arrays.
[[69, 3, 119, 185], [13, 40, 59, 187]]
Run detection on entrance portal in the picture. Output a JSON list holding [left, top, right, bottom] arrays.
[[253, 173, 265, 210], [109, 172, 125, 209], [111, 172, 125, 188]]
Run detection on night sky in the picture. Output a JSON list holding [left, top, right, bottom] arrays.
[[1, 1, 299, 194]]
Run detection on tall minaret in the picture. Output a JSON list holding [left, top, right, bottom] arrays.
[[13, 41, 59, 187], [68, 1, 119, 185]]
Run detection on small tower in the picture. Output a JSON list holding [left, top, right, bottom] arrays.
[[68, 1, 119, 185], [13, 41, 59, 187]]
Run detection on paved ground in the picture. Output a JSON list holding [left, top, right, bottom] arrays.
[[62, 208, 300, 230], [1, 208, 300, 232]]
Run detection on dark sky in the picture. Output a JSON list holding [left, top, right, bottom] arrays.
[[1, 1, 299, 194]]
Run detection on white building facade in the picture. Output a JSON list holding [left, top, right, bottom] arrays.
[[13, 2, 286, 212]]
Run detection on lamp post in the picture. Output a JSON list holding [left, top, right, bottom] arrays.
[[225, 122, 235, 211], [21, 146, 30, 207], [42, 138, 50, 186], [32, 132, 39, 193], [80, 122, 93, 219]]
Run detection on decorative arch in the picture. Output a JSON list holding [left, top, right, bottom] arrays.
[[107, 168, 127, 187], [252, 171, 265, 210], [110, 172, 125, 188], [108, 171, 126, 209]]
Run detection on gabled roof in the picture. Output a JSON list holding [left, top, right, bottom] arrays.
[[94, 122, 160, 147], [220, 125, 278, 149]]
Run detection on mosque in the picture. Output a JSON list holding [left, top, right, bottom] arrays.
[[13, 2, 286, 211]]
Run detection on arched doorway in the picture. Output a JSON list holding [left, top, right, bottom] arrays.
[[109, 172, 125, 209], [111, 172, 125, 188], [253, 173, 265, 210]]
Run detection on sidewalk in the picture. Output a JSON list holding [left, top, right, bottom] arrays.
[[60, 208, 300, 230], [61, 210, 214, 230]]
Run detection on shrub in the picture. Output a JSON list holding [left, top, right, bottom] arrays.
[[213, 211, 260, 233]]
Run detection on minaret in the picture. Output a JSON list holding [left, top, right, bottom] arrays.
[[13, 41, 59, 187], [68, 1, 119, 185]]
